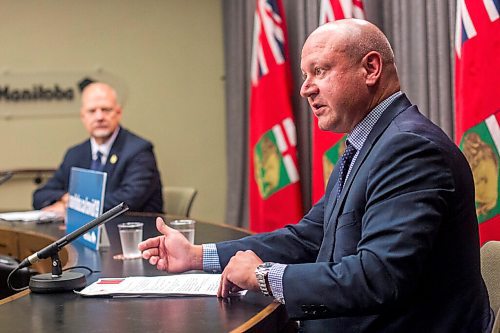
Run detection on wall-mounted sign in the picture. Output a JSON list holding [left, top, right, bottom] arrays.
[[0, 70, 128, 119]]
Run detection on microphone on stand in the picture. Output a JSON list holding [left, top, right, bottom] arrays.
[[0, 171, 13, 186], [12, 202, 129, 293]]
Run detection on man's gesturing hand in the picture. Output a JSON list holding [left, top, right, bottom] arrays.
[[138, 217, 203, 273]]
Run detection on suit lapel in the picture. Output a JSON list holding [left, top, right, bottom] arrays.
[[84, 141, 93, 169], [317, 94, 412, 262], [102, 127, 125, 174], [323, 166, 340, 229]]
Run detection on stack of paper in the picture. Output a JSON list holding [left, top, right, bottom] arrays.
[[0, 210, 62, 223]]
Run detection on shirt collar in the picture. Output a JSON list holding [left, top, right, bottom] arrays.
[[347, 91, 402, 151], [90, 126, 120, 161]]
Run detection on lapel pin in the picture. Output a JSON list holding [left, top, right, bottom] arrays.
[[110, 154, 118, 164]]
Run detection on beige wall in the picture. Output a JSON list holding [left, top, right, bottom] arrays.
[[0, 1, 227, 223]]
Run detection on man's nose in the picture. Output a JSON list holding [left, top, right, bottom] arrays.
[[300, 79, 317, 98], [94, 109, 105, 118]]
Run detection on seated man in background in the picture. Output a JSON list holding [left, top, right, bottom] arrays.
[[33, 82, 163, 214]]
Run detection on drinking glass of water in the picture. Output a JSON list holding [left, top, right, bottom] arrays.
[[170, 219, 196, 244], [118, 222, 143, 259]]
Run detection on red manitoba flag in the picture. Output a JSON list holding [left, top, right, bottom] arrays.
[[311, 0, 366, 203], [249, 0, 303, 232], [455, 0, 500, 244]]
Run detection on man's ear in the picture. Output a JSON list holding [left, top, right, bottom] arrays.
[[115, 105, 123, 117], [363, 51, 382, 86]]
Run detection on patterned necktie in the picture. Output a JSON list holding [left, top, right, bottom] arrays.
[[90, 151, 104, 171], [336, 141, 357, 199]]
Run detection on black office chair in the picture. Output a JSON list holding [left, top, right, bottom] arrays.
[[0, 255, 35, 299]]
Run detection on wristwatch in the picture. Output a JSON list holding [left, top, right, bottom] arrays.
[[255, 262, 274, 297]]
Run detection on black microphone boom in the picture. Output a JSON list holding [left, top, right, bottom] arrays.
[[18, 202, 129, 270], [16, 202, 129, 293]]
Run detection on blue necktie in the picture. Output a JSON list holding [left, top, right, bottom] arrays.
[[90, 151, 104, 171], [336, 141, 357, 199]]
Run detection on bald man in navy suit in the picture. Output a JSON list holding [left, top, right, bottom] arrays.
[[139, 20, 493, 332], [33, 83, 163, 214]]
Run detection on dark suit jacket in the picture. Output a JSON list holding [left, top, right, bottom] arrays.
[[216, 95, 492, 332], [33, 127, 163, 213]]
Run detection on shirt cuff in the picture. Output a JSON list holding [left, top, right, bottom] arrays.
[[202, 243, 222, 273], [268, 263, 287, 304]]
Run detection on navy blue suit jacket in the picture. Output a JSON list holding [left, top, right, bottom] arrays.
[[216, 95, 492, 332], [33, 127, 163, 213]]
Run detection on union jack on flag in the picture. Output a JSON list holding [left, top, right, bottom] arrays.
[[319, 0, 365, 23], [251, 0, 286, 85], [455, 0, 499, 57]]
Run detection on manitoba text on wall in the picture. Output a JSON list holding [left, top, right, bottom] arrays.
[[0, 70, 127, 119]]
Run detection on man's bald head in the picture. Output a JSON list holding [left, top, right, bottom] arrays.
[[81, 82, 119, 104], [309, 19, 396, 68]]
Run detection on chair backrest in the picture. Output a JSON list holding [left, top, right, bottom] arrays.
[[481, 241, 500, 323], [493, 308, 500, 333], [163, 186, 197, 217]]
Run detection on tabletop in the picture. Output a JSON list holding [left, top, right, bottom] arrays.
[[0, 213, 291, 332]]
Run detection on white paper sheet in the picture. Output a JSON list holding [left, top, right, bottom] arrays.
[[76, 274, 246, 297]]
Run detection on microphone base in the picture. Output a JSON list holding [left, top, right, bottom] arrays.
[[29, 272, 87, 293]]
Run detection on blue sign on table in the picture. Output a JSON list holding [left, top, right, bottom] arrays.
[[66, 167, 107, 251]]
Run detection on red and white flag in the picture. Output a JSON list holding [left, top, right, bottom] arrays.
[[455, 0, 500, 245], [248, 0, 303, 232], [311, 0, 366, 203]]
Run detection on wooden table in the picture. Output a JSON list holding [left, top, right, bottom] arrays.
[[0, 213, 291, 332]]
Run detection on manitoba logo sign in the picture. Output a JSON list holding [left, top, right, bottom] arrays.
[[0, 70, 127, 118]]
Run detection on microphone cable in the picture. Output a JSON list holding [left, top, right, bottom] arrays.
[[7, 266, 28, 292]]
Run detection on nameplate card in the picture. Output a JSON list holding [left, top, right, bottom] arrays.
[[66, 167, 107, 251]]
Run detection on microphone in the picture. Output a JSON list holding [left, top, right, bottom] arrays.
[[14, 202, 129, 293], [0, 171, 13, 186]]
